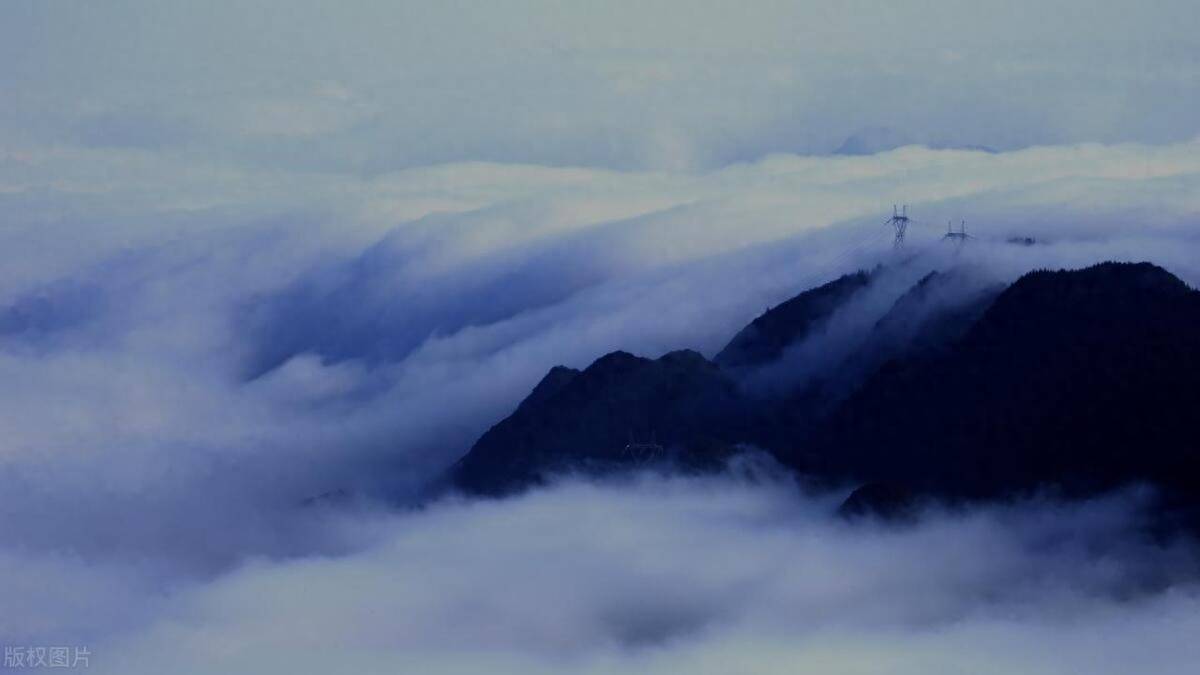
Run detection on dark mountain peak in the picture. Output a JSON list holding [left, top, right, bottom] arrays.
[[450, 259, 1200, 513], [589, 350, 644, 369], [964, 262, 1196, 354], [809, 260, 1200, 501], [833, 127, 916, 156], [996, 262, 1192, 320], [715, 269, 872, 369], [518, 365, 580, 412], [546, 364, 582, 378], [660, 348, 707, 364], [453, 348, 752, 495], [567, 349, 722, 396], [578, 350, 650, 383], [1004, 261, 1189, 302]]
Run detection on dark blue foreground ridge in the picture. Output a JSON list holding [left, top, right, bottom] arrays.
[[452, 262, 1200, 521]]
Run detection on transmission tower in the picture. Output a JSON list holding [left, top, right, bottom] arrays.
[[885, 205, 911, 248], [943, 220, 970, 246]]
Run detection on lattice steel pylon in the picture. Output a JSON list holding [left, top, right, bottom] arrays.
[[885, 204, 911, 248], [943, 220, 971, 247]]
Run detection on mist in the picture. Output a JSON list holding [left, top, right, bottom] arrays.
[[3, 139, 1200, 670], [4, 2, 1200, 671], [46, 464, 1200, 675], [5, 1, 1200, 171]]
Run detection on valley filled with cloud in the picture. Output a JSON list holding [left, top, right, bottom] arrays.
[[3, 2, 1200, 672]]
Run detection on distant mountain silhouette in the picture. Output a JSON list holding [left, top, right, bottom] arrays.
[[832, 127, 999, 156], [451, 261, 1200, 514], [454, 350, 757, 496], [833, 127, 918, 156]]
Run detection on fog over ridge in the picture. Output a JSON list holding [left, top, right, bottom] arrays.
[[5, 2, 1200, 669], [2, 137, 1200, 670]]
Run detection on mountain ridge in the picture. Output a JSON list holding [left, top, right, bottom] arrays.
[[450, 261, 1200, 515]]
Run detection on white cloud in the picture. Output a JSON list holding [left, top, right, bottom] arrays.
[[4, 3, 1200, 668], [1, 135, 1200, 671], [78, 467, 1200, 674], [3, 1, 1198, 170]]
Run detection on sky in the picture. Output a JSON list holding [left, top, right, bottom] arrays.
[[3, 2, 1200, 673], [4, 1, 1200, 170]]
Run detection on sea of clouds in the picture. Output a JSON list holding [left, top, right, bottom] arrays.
[[5, 1, 1200, 671], [3, 139, 1200, 673]]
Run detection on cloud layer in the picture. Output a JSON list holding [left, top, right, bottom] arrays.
[[2, 136, 1200, 670], [85, 465, 1200, 674], [4, 1, 1200, 171], [5, 3, 1200, 669]]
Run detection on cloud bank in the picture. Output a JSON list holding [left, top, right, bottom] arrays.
[[5, 3, 1200, 670], [2, 137, 1200, 670], [78, 465, 1200, 674], [4, 1, 1200, 171]]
